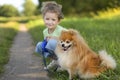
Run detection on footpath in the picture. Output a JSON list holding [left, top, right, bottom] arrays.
[[0, 24, 50, 80]]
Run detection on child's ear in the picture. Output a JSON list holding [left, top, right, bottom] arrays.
[[58, 19, 61, 24]]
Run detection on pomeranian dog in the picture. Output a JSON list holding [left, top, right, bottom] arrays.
[[55, 29, 116, 80]]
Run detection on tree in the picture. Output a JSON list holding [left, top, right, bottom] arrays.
[[38, 0, 120, 15], [0, 5, 19, 17], [23, 0, 37, 16]]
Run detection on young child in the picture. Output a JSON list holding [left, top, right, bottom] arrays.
[[35, 1, 67, 70]]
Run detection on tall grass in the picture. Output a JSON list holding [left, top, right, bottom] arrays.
[[0, 22, 19, 74], [93, 7, 120, 19]]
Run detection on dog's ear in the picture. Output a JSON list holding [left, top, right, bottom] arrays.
[[69, 29, 79, 35], [69, 29, 80, 45], [61, 30, 66, 34]]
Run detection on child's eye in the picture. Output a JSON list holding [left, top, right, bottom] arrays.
[[52, 19, 56, 21], [45, 18, 49, 20]]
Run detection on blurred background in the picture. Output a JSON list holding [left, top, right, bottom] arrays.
[[0, 0, 120, 18]]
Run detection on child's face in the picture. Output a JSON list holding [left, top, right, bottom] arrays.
[[43, 12, 60, 29]]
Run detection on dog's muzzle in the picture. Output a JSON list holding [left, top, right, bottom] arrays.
[[62, 44, 71, 51]]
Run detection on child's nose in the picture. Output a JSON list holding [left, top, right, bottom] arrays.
[[48, 20, 53, 24]]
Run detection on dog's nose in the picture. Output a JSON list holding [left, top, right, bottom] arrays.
[[62, 44, 65, 47]]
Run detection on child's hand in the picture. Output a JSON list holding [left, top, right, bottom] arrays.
[[46, 36, 58, 41], [46, 36, 52, 41]]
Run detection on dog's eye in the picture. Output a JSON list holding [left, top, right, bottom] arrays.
[[66, 41, 70, 43], [61, 41, 63, 43]]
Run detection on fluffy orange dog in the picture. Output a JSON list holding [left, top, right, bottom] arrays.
[[55, 29, 116, 80]]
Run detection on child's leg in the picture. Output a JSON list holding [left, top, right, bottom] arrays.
[[45, 39, 57, 59], [35, 42, 50, 70], [35, 42, 42, 53], [45, 39, 57, 51], [45, 39, 58, 69], [35, 42, 50, 57]]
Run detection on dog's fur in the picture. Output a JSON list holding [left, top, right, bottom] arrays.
[[55, 29, 116, 80]]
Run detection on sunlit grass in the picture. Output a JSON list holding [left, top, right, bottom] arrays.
[[26, 19, 44, 29], [0, 16, 42, 23], [93, 7, 120, 19]]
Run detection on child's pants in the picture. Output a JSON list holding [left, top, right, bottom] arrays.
[[35, 39, 57, 58]]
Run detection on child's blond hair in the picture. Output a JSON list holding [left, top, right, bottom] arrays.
[[41, 1, 64, 20]]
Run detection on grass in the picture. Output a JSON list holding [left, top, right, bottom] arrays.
[[0, 16, 42, 23], [93, 7, 120, 19], [27, 17, 120, 80], [0, 21, 19, 74]]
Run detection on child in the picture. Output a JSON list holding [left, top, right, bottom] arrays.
[[35, 1, 67, 70]]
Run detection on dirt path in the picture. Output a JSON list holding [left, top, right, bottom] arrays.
[[0, 24, 50, 80]]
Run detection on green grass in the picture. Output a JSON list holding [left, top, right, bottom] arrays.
[[0, 16, 42, 23], [0, 22, 18, 74], [27, 17, 120, 80], [93, 7, 120, 19]]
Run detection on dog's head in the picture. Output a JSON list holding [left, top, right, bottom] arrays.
[[58, 29, 79, 51]]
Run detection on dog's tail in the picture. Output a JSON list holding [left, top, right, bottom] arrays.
[[98, 50, 116, 69], [80, 50, 116, 79]]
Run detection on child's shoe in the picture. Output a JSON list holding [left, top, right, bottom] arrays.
[[44, 67, 48, 70], [47, 60, 58, 69]]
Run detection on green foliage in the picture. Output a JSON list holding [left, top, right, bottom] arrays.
[[93, 7, 120, 19], [0, 5, 20, 17], [23, 0, 37, 16], [38, 0, 120, 16]]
